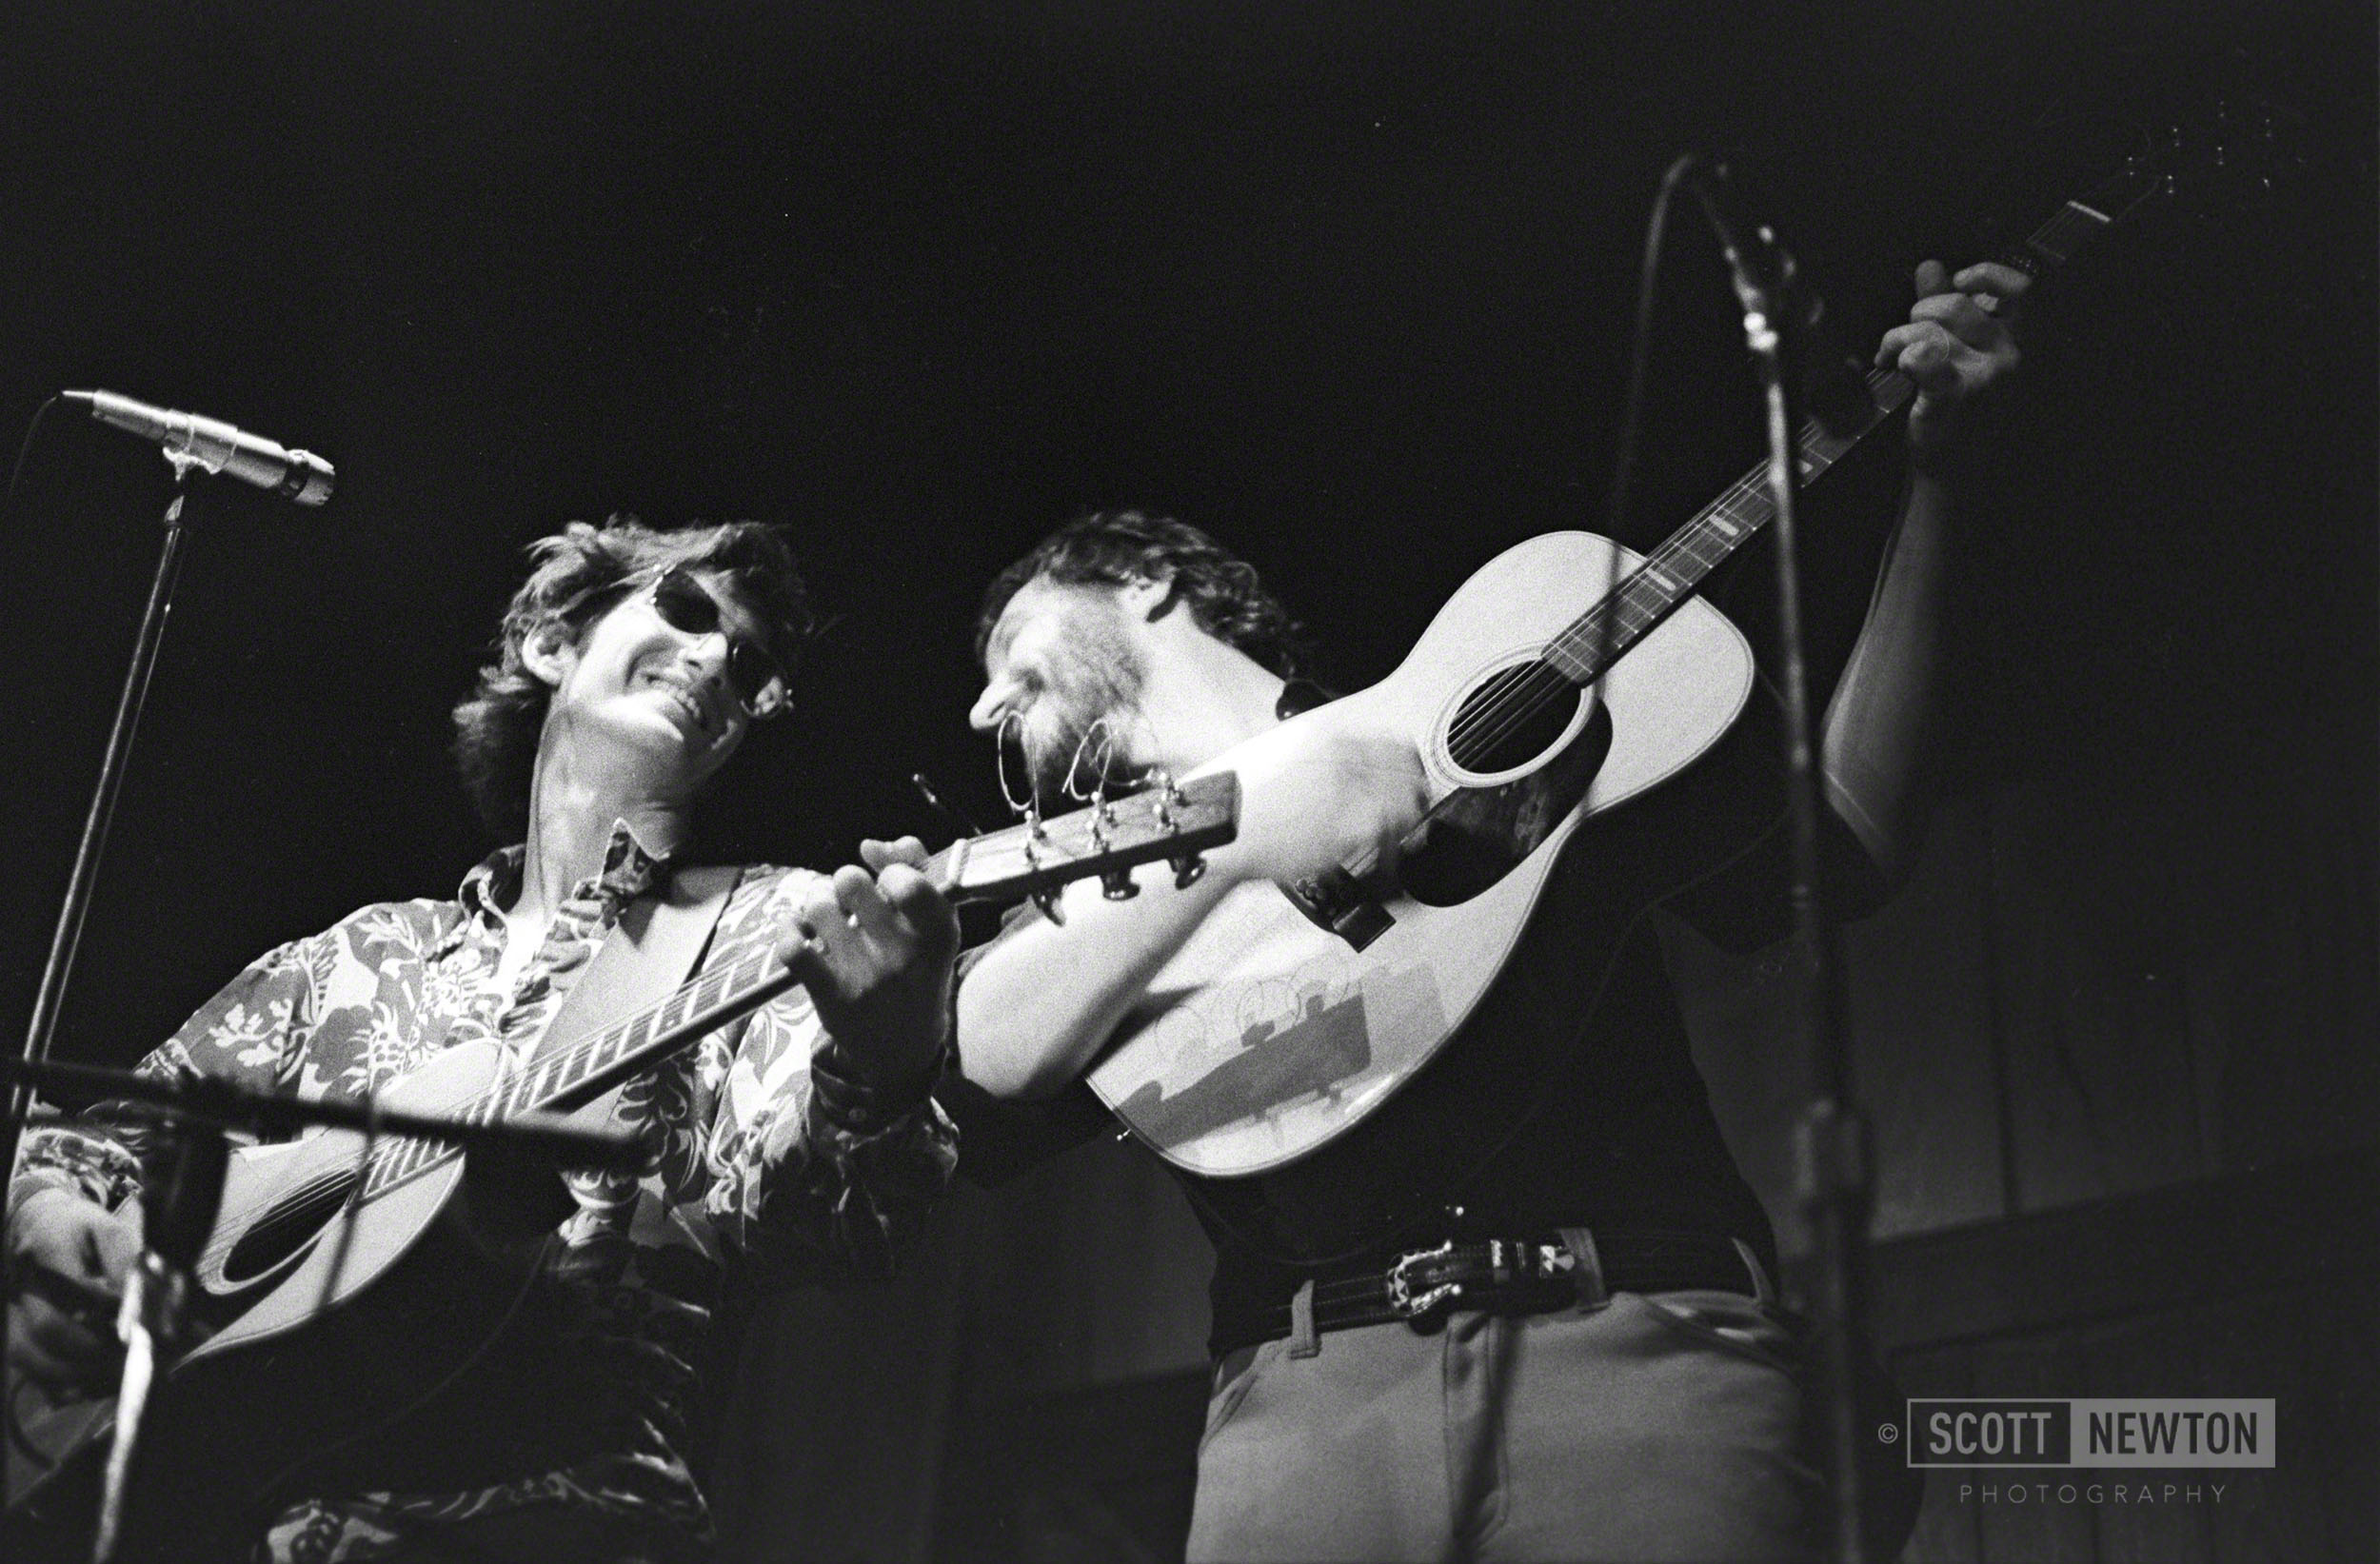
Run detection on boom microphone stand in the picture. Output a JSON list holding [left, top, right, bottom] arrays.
[[1, 475, 199, 1202], [1526, 155, 1879, 1564], [1, 1058, 646, 1172], [7, 391, 337, 1209], [95, 1118, 227, 1563], [2, 1055, 638, 1562]]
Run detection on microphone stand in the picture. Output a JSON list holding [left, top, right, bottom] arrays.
[[1693, 185, 1876, 1564], [0, 1058, 645, 1174], [94, 1120, 227, 1564], [2, 472, 198, 1205]]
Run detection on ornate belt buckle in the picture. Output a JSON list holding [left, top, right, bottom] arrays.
[[1384, 1240, 1460, 1318]]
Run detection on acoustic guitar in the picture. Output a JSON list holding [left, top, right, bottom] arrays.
[[5, 776, 1237, 1559], [1084, 117, 2279, 1178]]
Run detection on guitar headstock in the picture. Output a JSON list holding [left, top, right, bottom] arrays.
[[1995, 95, 2308, 287], [2079, 97, 2309, 235], [931, 772, 1241, 906]]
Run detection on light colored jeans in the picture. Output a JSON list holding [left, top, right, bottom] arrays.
[[1186, 1291, 1819, 1564]]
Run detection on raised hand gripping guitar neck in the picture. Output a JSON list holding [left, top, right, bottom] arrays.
[[1084, 119, 2267, 1178]]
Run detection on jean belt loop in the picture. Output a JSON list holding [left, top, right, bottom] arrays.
[[1557, 1226, 1607, 1307], [1731, 1237, 1776, 1306], [1288, 1278, 1321, 1358]]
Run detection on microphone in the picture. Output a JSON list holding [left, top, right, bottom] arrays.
[[64, 388, 336, 505], [1681, 164, 1876, 438]]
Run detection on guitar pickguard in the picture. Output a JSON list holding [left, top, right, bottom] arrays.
[[1399, 701, 1613, 907]]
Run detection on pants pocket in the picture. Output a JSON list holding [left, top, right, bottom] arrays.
[[1200, 1338, 1285, 1455], [1627, 1289, 1804, 1378]]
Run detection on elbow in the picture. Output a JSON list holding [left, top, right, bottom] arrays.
[[959, 1043, 1080, 1102], [953, 1001, 1084, 1101], [1823, 765, 1926, 900]]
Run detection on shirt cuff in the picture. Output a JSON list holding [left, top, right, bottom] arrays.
[[807, 1039, 941, 1138], [10, 1124, 143, 1221]]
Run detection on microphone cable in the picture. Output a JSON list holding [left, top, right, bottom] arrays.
[[4, 392, 65, 521]]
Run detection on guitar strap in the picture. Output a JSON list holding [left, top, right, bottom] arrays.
[[518, 861, 747, 1122]]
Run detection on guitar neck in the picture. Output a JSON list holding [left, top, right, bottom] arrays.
[[493, 944, 797, 1121], [1546, 151, 2166, 689], [360, 946, 798, 1199], [358, 777, 1241, 1198], [466, 825, 1070, 1119], [1546, 367, 1914, 688], [464, 827, 1114, 1126]]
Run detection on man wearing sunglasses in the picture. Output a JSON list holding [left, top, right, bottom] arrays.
[[8, 516, 961, 1562]]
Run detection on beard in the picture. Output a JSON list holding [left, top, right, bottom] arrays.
[[1012, 604, 1151, 807]]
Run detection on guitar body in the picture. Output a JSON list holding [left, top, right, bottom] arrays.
[[8, 1041, 576, 1562], [1084, 531, 1756, 1177]]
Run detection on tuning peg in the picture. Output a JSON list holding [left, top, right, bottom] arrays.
[[1171, 854, 1207, 889], [1031, 885, 1066, 925], [1101, 869, 1140, 901]]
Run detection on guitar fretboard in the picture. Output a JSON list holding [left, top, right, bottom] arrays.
[[349, 780, 1236, 1199], [1537, 145, 2165, 693], [1542, 368, 1914, 690], [363, 940, 798, 1198]]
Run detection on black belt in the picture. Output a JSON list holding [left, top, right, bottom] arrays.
[[1214, 1229, 1765, 1353]]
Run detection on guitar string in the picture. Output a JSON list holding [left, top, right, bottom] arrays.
[[1438, 365, 1910, 770], [232, 185, 2129, 1235], [240, 417, 1850, 1237], [486, 791, 1194, 1094], [1435, 401, 1846, 767], [247, 804, 1123, 1225], [447, 782, 1176, 1117], [239, 802, 1180, 1229], [262, 295, 2032, 1227], [228, 949, 774, 1236], [1439, 156, 2154, 766], [1438, 451, 1790, 763], [216, 183, 2158, 1248], [239, 398, 1870, 1238], [219, 238, 2047, 1240]]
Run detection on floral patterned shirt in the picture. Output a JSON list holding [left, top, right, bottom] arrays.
[[12, 825, 959, 1562]]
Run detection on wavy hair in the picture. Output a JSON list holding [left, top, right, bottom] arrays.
[[451, 516, 812, 840], [974, 509, 1303, 676]]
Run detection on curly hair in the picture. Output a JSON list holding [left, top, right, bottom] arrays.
[[451, 516, 813, 841], [974, 509, 1304, 676]]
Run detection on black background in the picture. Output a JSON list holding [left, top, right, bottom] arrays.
[[3, 0, 2370, 1083]]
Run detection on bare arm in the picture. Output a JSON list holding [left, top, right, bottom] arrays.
[[957, 858, 1238, 1099], [955, 707, 1429, 1099], [1819, 467, 1953, 881], [963, 260, 2028, 1095], [1823, 259, 2029, 880]]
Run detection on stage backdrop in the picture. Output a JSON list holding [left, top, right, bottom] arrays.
[[3, 3, 2370, 1561]]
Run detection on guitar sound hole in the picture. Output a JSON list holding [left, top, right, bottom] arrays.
[[220, 1168, 360, 1285], [1445, 662, 1584, 776]]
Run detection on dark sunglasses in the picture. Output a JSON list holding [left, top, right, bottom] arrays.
[[645, 566, 789, 719]]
